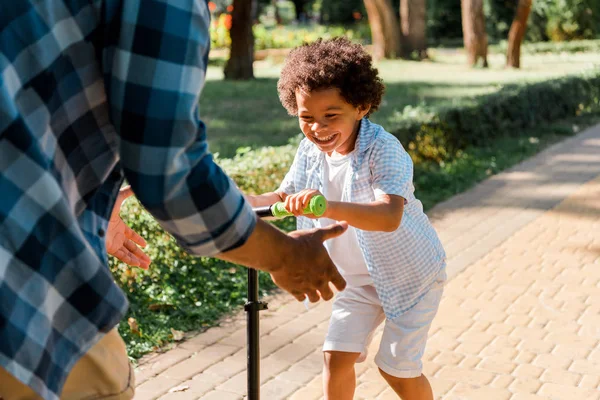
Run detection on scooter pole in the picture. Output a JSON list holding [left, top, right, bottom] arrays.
[[247, 195, 327, 400]]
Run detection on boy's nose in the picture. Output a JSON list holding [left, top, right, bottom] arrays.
[[312, 121, 327, 132]]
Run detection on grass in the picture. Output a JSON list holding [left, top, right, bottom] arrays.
[[202, 51, 600, 158]]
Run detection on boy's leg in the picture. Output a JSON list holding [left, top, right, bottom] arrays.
[[322, 285, 386, 400], [374, 269, 446, 400], [323, 351, 361, 400], [378, 370, 433, 400]]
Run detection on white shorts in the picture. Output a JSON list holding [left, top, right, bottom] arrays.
[[323, 269, 446, 378]]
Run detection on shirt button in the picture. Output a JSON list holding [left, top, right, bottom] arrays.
[[98, 229, 105, 237]]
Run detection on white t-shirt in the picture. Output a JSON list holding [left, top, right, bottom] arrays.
[[319, 151, 372, 287]]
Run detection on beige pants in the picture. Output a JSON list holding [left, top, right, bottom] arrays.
[[0, 329, 134, 400]]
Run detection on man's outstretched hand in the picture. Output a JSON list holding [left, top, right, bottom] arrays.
[[270, 222, 348, 303], [106, 186, 151, 269], [218, 218, 347, 303]]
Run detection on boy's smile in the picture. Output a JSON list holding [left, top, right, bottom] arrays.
[[295, 88, 370, 156]]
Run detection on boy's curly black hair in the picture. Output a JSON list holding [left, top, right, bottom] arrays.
[[277, 37, 385, 118]]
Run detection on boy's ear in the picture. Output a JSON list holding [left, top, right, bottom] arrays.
[[357, 105, 371, 120]]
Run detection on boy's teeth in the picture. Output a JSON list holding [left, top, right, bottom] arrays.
[[315, 135, 334, 142]]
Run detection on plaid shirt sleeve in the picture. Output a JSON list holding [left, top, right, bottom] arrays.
[[107, 0, 256, 255]]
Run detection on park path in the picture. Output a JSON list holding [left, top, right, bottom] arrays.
[[134, 123, 600, 399]]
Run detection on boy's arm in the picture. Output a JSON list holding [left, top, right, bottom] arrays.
[[325, 194, 404, 232]]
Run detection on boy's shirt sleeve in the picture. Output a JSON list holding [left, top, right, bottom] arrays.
[[370, 137, 414, 204], [278, 142, 304, 195]]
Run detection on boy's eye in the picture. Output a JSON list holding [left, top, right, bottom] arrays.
[[300, 116, 313, 122], [325, 114, 337, 119]]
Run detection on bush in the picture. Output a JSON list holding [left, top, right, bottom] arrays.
[[391, 70, 600, 163], [428, 0, 600, 42], [493, 38, 600, 54], [319, 0, 366, 24], [252, 22, 371, 51], [544, 0, 600, 41], [110, 197, 278, 358]]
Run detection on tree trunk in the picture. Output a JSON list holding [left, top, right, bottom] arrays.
[[224, 0, 255, 80], [291, 0, 306, 21], [506, 0, 532, 68], [400, 0, 428, 59], [364, 0, 401, 59], [273, 0, 282, 25], [461, 0, 488, 67]]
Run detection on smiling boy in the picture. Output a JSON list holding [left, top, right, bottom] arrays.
[[245, 37, 447, 400]]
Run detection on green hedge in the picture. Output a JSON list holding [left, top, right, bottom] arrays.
[[216, 69, 600, 175], [390, 69, 600, 163], [493, 39, 600, 54]]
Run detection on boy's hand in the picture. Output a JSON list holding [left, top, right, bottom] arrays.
[[284, 189, 327, 218]]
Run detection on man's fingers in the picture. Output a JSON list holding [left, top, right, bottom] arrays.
[[330, 269, 347, 292], [305, 290, 320, 303], [319, 282, 334, 301], [291, 291, 306, 302], [317, 221, 348, 242], [114, 248, 140, 267], [125, 226, 147, 247], [124, 240, 151, 268]]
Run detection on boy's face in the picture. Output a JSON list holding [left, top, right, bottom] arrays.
[[295, 88, 370, 156]]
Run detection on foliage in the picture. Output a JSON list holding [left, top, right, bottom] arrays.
[[253, 22, 371, 51], [543, 0, 600, 41], [485, 0, 518, 40], [110, 198, 278, 359], [428, 0, 600, 42], [492, 38, 600, 54], [210, 13, 232, 50], [319, 0, 366, 24], [203, 51, 600, 157], [216, 139, 301, 195], [391, 70, 600, 163], [428, 0, 464, 40]]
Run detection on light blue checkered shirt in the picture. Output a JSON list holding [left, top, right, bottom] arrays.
[[279, 118, 446, 319]]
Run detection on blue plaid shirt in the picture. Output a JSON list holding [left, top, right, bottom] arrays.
[[279, 119, 446, 320], [0, 1, 256, 398]]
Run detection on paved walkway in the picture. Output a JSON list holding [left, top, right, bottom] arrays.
[[134, 124, 600, 400]]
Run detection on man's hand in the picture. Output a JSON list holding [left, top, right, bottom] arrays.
[[270, 222, 348, 302], [106, 186, 151, 269], [217, 219, 348, 303]]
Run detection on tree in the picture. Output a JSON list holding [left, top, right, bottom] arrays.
[[461, 0, 488, 67], [363, 0, 401, 59], [224, 0, 255, 80], [291, 0, 309, 21], [506, 0, 532, 68], [400, 0, 428, 59]]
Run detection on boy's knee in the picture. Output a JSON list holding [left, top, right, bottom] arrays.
[[323, 351, 361, 373], [378, 368, 418, 386]]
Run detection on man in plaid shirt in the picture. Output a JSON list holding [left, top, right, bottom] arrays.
[[0, 1, 347, 399]]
